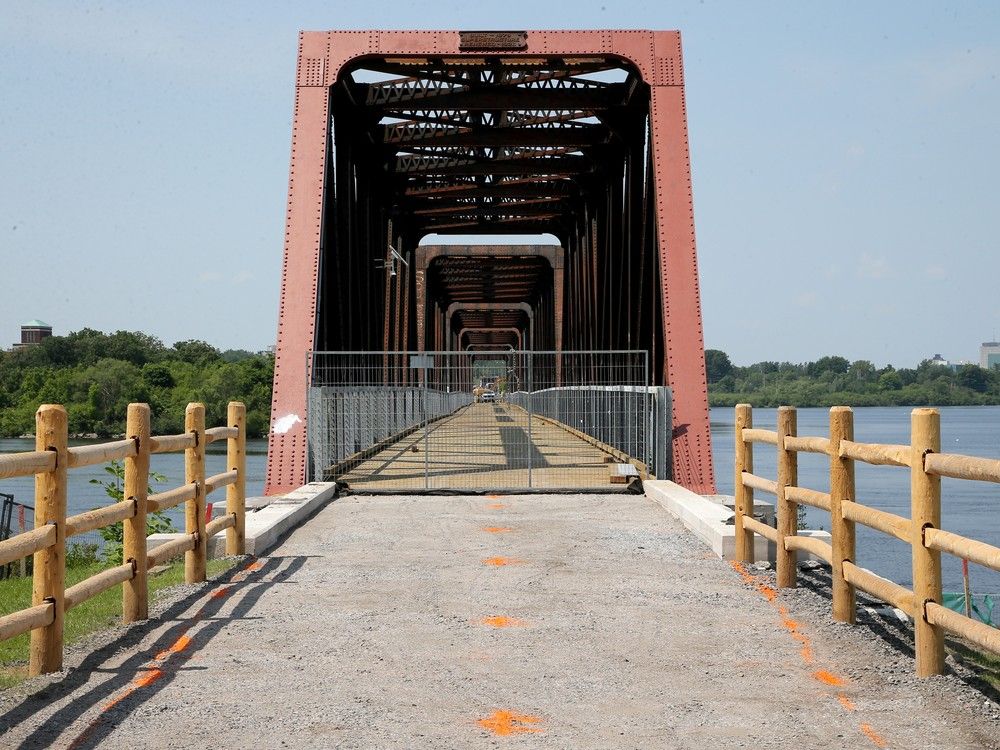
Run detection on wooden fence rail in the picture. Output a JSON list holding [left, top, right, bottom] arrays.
[[735, 403, 1000, 678], [0, 401, 246, 676]]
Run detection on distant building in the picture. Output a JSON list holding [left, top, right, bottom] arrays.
[[929, 354, 949, 367], [13, 319, 52, 349], [981, 342, 1000, 371]]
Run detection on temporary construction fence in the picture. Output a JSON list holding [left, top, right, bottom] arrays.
[[0, 494, 34, 580], [942, 593, 996, 627], [307, 351, 669, 491], [734, 404, 1000, 678], [0, 401, 247, 676]]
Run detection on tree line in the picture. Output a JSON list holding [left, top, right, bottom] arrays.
[[0, 329, 273, 438], [6, 334, 997, 437], [706, 350, 1000, 407]]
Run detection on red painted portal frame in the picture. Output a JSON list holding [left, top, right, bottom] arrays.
[[266, 29, 715, 496]]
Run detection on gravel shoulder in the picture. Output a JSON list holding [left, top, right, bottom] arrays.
[[1, 493, 998, 749]]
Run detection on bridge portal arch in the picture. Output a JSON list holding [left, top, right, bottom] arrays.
[[267, 29, 714, 496]]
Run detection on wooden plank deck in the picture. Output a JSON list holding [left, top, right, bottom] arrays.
[[338, 402, 638, 491]]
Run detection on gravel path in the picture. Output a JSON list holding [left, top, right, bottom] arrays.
[[1, 493, 998, 748]]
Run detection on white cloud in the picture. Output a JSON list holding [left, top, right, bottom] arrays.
[[794, 291, 818, 308], [858, 253, 891, 280]]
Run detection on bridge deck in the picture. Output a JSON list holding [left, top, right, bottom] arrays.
[[338, 402, 638, 491], [2, 494, 996, 748]]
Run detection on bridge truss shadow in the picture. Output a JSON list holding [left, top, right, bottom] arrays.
[[0, 555, 312, 749]]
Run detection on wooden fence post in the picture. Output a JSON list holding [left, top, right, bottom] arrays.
[[123, 403, 151, 622], [776, 406, 798, 588], [830, 406, 856, 624], [185, 403, 207, 584], [226, 401, 246, 556], [734, 404, 754, 562], [29, 404, 67, 675], [911, 407, 945, 676]]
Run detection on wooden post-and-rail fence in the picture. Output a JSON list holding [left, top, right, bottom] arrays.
[[735, 403, 1000, 678], [0, 401, 247, 676]]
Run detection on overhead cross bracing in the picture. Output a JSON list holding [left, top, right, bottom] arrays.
[[410, 246, 561, 354], [267, 30, 716, 497], [352, 56, 642, 237]]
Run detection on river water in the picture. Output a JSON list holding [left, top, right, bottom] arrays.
[[710, 405, 1000, 596], [0, 438, 269, 546], [3, 406, 998, 596]]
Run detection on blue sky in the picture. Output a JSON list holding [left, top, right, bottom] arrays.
[[1, 1, 998, 366]]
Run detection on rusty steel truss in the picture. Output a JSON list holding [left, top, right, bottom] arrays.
[[266, 29, 715, 496]]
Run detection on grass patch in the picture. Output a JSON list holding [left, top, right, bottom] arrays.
[[948, 638, 1000, 691], [0, 558, 236, 689]]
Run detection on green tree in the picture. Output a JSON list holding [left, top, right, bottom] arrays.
[[90, 460, 175, 565], [848, 360, 876, 382], [807, 356, 850, 377], [142, 362, 175, 389], [955, 364, 991, 393], [171, 339, 221, 365], [878, 370, 903, 390], [704, 349, 734, 383]]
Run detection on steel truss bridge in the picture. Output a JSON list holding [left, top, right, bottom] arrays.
[[266, 29, 714, 496]]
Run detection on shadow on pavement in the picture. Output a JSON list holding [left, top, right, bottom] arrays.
[[798, 564, 1000, 706], [0, 555, 310, 749]]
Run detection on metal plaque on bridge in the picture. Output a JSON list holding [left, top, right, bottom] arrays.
[[409, 355, 435, 369], [459, 31, 528, 50]]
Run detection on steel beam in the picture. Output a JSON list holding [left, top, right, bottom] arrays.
[[458, 327, 523, 350], [445, 302, 534, 354]]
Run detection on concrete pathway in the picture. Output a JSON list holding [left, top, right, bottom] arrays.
[[1, 494, 998, 748]]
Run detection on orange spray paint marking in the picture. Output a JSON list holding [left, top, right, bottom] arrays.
[[483, 556, 521, 567], [69, 560, 272, 750], [211, 585, 232, 599], [731, 562, 889, 747], [482, 526, 512, 534], [487, 503, 507, 510], [98, 667, 165, 713], [730, 560, 756, 584], [132, 668, 164, 688], [100, 685, 136, 713], [860, 723, 888, 748], [480, 615, 527, 628], [838, 693, 857, 711], [477, 710, 543, 736], [776, 606, 815, 665], [812, 670, 847, 687], [799, 643, 814, 665], [155, 634, 193, 660], [485, 494, 502, 499], [733, 562, 819, 664]]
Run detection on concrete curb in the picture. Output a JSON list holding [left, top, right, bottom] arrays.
[[645, 479, 830, 563], [147, 482, 339, 559]]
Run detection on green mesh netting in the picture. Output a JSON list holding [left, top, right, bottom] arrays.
[[942, 593, 996, 627]]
